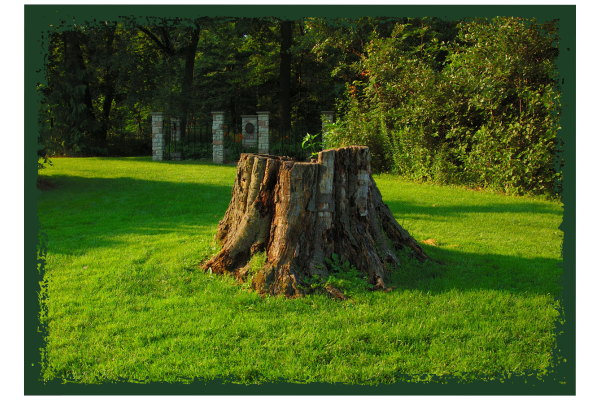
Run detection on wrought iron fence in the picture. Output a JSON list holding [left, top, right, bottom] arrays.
[[105, 116, 152, 156], [163, 115, 213, 161], [109, 116, 152, 138], [270, 119, 323, 160]]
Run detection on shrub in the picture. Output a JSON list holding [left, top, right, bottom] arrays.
[[326, 16, 562, 196], [106, 132, 152, 157]]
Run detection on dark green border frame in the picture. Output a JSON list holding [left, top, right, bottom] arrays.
[[25, 4, 575, 395]]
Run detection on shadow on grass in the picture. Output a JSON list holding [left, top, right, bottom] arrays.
[[384, 198, 562, 218], [389, 244, 562, 297], [37, 173, 235, 255], [37, 170, 562, 298], [87, 156, 240, 168]]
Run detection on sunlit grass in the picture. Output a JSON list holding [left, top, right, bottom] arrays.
[[37, 156, 563, 384]]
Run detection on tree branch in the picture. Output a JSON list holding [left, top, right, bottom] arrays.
[[137, 26, 175, 57]]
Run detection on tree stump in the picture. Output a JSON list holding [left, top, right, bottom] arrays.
[[201, 146, 427, 298]]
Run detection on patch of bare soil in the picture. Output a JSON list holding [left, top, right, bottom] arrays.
[[37, 178, 57, 191]]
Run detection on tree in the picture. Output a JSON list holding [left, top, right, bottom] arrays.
[[279, 20, 293, 135], [85, 21, 120, 148], [85, 20, 165, 154], [193, 18, 264, 127], [202, 146, 427, 298], [39, 20, 155, 156], [136, 17, 207, 135], [325, 16, 560, 196], [39, 27, 102, 155], [439, 17, 561, 194]]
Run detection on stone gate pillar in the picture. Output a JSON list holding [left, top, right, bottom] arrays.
[[241, 115, 258, 148], [212, 111, 225, 163], [150, 112, 164, 161], [257, 111, 270, 154]]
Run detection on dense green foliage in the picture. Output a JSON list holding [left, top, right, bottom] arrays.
[[37, 15, 563, 195], [38, 21, 160, 156], [326, 17, 562, 196]]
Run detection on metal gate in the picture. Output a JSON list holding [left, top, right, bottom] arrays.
[[219, 113, 242, 161], [163, 116, 213, 161]]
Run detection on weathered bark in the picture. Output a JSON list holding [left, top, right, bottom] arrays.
[[201, 146, 427, 298]]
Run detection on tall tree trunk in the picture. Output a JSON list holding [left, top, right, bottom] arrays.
[[279, 20, 292, 136], [202, 146, 427, 299], [66, 31, 101, 146], [100, 26, 117, 143], [138, 22, 202, 137], [180, 25, 201, 138], [229, 96, 236, 137]]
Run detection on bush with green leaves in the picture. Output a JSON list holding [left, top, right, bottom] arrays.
[[326, 16, 562, 196], [37, 113, 54, 170], [222, 133, 242, 161], [299, 253, 372, 296], [165, 140, 212, 160], [440, 17, 562, 195], [324, 106, 394, 174], [269, 130, 312, 161], [268, 140, 308, 160], [105, 132, 152, 157]]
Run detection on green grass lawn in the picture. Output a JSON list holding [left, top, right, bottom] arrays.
[[36, 156, 563, 385]]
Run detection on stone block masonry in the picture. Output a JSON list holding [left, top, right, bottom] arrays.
[[153, 110, 268, 163], [212, 111, 225, 163], [151, 113, 183, 161], [240, 112, 269, 154], [152, 110, 326, 162], [257, 111, 270, 154], [150, 112, 165, 161], [241, 115, 258, 148]]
